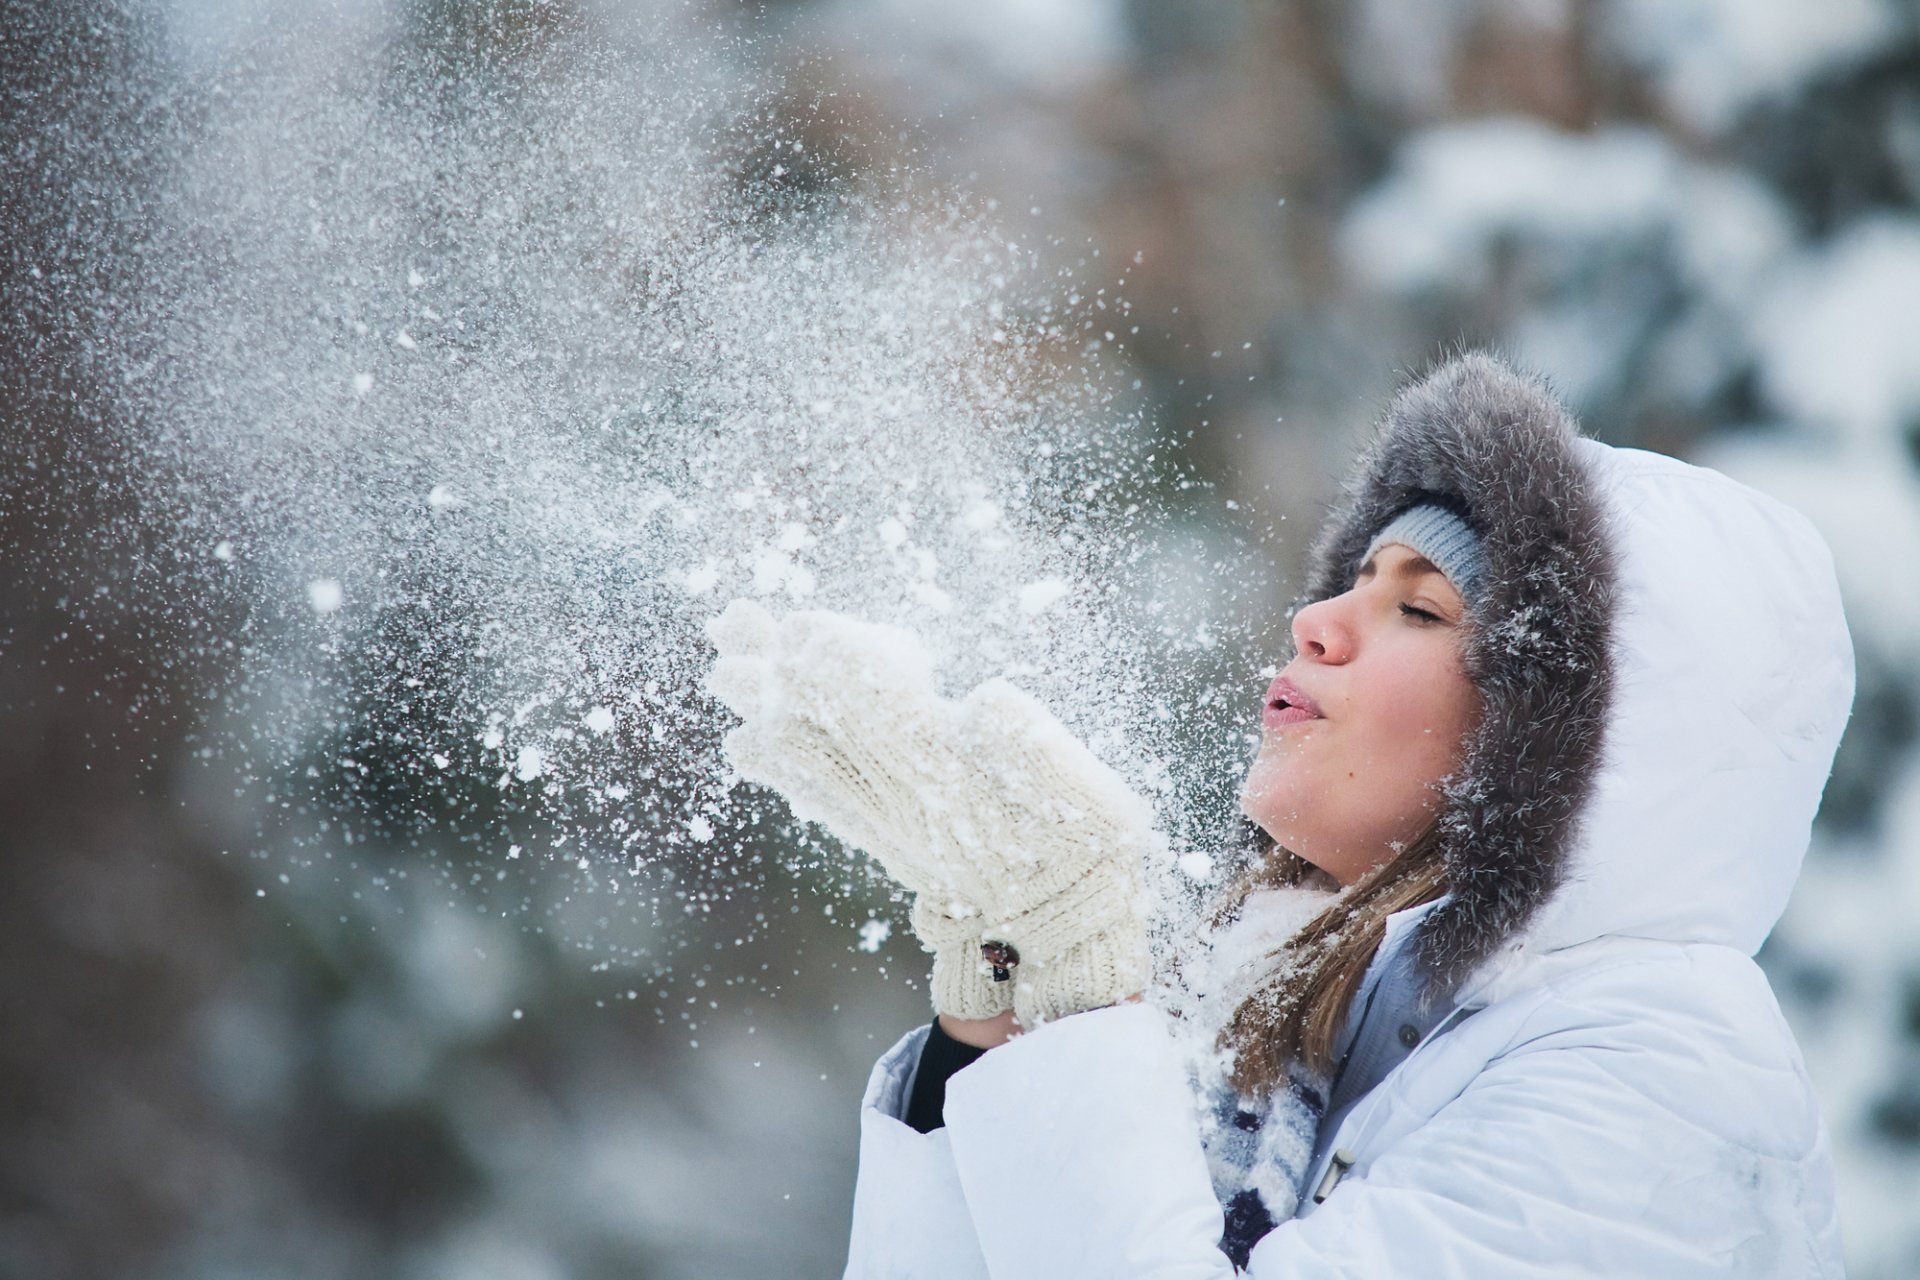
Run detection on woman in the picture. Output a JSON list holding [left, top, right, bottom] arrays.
[[706, 350, 1855, 1277]]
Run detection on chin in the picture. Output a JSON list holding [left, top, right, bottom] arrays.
[[1237, 790, 1292, 850], [1238, 800, 1339, 886], [1239, 755, 1294, 827]]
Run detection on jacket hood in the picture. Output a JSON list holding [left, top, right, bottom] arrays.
[[1289, 350, 1856, 1004]]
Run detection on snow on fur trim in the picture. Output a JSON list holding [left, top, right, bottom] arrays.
[[1292, 348, 1620, 1004]]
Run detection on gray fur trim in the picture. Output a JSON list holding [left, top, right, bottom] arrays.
[[1289, 348, 1621, 1003]]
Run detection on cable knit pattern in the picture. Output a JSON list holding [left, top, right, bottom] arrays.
[[907, 896, 1013, 1021], [704, 599, 1160, 1026]]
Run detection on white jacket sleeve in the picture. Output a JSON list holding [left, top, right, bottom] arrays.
[[942, 1003, 1238, 1279], [844, 1025, 993, 1280]]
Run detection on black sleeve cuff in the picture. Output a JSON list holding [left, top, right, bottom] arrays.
[[903, 1018, 990, 1134]]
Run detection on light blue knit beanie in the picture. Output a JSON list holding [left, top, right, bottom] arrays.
[[1361, 501, 1488, 608]]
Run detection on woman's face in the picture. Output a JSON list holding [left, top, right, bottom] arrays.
[[1239, 541, 1481, 887]]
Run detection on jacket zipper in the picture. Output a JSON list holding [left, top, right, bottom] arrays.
[[1311, 1148, 1356, 1204], [1306, 1002, 1482, 1206]]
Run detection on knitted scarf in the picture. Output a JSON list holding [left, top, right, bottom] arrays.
[[1171, 884, 1338, 1269]]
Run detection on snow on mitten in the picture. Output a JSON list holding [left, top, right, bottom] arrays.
[[906, 894, 1013, 1022], [703, 598, 1161, 1028], [704, 599, 1014, 1018], [948, 677, 1158, 1028]]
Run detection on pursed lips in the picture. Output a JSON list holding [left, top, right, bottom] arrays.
[[1264, 673, 1325, 728]]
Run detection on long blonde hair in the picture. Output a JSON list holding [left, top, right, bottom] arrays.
[[1211, 819, 1449, 1096]]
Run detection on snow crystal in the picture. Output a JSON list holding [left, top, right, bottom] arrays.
[[584, 706, 616, 735], [748, 553, 784, 595], [749, 548, 816, 598], [1176, 851, 1214, 882], [908, 581, 955, 613], [857, 918, 892, 953], [958, 496, 1003, 531], [306, 578, 344, 614], [1018, 577, 1070, 614], [514, 745, 545, 782]]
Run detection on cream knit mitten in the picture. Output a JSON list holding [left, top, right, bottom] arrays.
[[704, 599, 1158, 1027]]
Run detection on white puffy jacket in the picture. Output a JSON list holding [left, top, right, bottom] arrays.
[[842, 364, 1856, 1278]]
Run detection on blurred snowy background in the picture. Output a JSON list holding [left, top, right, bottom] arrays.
[[5, 0, 1919, 1276]]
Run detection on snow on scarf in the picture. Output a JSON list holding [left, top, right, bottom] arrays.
[[1169, 884, 1338, 1269]]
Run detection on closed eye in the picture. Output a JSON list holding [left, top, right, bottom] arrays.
[[1399, 602, 1444, 624]]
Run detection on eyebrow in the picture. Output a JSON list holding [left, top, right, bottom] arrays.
[[1357, 549, 1443, 580]]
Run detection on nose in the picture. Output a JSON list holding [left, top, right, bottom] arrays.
[[1289, 593, 1352, 664]]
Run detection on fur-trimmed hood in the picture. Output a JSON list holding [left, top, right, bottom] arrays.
[[1290, 349, 1856, 1006]]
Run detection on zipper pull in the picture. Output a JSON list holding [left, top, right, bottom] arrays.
[[1312, 1148, 1357, 1204]]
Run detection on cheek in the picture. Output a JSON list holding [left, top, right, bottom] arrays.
[[1373, 687, 1477, 792], [1368, 645, 1471, 743], [1382, 689, 1451, 746]]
